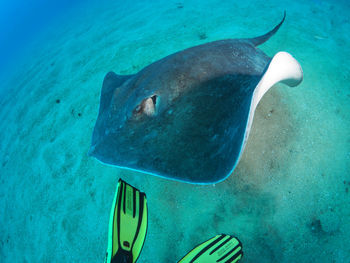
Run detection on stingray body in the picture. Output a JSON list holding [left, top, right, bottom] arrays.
[[90, 13, 303, 184]]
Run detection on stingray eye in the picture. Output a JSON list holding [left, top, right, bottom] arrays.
[[133, 94, 158, 118], [143, 95, 157, 116], [134, 105, 142, 115], [151, 95, 157, 105], [136, 105, 141, 112]]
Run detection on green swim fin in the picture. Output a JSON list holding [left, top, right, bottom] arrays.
[[105, 179, 148, 263], [178, 234, 243, 263]]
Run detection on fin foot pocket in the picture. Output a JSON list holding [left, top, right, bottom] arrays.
[[178, 234, 243, 263], [105, 179, 148, 263]]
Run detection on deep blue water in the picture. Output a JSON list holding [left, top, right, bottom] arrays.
[[0, 0, 87, 74], [0, 0, 349, 262]]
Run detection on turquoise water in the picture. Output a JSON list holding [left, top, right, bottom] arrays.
[[0, 0, 349, 262]]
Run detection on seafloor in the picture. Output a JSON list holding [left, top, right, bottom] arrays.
[[0, 0, 349, 262]]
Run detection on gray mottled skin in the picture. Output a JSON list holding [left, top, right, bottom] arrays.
[[90, 13, 285, 184]]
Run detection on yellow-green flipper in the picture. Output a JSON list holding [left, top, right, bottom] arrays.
[[105, 179, 147, 263], [178, 234, 243, 263]]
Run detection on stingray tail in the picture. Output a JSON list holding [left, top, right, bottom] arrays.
[[249, 11, 286, 46]]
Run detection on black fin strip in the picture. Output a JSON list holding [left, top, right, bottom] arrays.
[[190, 235, 226, 263], [132, 187, 136, 218], [209, 235, 231, 255], [130, 191, 146, 263], [217, 242, 241, 262], [224, 251, 243, 263], [122, 181, 126, 214]]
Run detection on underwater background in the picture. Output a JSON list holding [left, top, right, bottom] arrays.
[[0, 0, 349, 262]]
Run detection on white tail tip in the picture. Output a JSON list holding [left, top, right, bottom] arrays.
[[267, 51, 303, 87], [252, 51, 303, 110]]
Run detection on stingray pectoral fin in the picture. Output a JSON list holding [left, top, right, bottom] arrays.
[[90, 72, 134, 154], [98, 72, 134, 115], [252, 51, 303, 110]]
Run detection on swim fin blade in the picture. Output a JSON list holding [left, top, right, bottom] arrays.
[[105, 179, 148, 263], [178, 234, 243, 263]]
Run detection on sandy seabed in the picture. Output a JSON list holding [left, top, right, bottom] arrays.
[[0, 0, 349, 262]]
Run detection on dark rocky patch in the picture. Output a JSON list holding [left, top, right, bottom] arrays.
[[310, 218, 324, 234], [176, 2, 184, 9], [198, 32, 207, 40], [71, 109, 82, 118]]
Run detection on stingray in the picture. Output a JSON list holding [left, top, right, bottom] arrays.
[[89, 12, 303, 184]]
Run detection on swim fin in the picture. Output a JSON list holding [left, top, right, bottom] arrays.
[[105, 179, 148, 263], [177, 234, 243, 263]]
